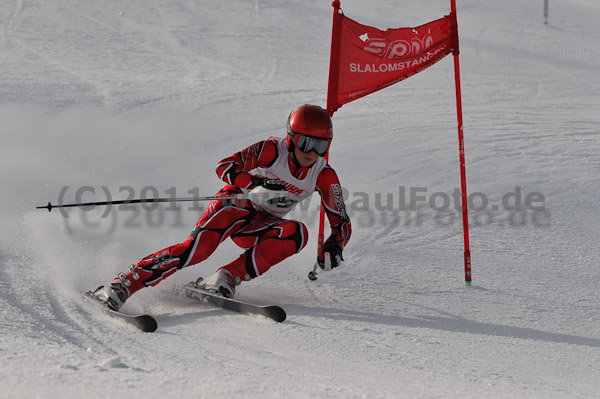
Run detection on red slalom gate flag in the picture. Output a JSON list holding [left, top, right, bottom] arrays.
[[322, 1, 472, 285], [327, 9, 458, 112]]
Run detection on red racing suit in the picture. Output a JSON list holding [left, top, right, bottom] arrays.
[[108, 137, 351, 301]]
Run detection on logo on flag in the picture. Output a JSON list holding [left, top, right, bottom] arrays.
[[361, 33, 434, 59]]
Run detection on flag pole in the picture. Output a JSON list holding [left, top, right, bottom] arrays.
[[450, 0, 472, 285], [318, 0, 343, 252], [326, 0, 343, 116]]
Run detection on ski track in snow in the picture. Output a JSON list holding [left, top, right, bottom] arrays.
[[1, 0, 600, 398]]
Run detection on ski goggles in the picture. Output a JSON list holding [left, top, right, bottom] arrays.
[[288, 129, 330, 156]]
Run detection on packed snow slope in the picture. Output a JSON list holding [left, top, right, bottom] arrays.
[[1, 0, 600, 398]]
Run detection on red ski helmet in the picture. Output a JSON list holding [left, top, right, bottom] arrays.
[[286, 104, 333, 156]]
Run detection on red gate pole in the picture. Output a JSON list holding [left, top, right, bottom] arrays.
[[450, 0, 472, 285], [319, 0, 343, 251]]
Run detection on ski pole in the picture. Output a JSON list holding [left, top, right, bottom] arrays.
[[308, 252, 336, 281], [37, 188, 293, 212], [36, 195, 239, 212], [308, 262, 319, 281]]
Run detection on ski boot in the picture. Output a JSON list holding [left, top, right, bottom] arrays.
[[196, 269, 237, 299], [92, 285, 126, 311]]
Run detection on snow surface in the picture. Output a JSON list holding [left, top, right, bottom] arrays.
[[1, 0, 600, 397]]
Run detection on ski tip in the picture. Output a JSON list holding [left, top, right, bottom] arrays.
[[82, 290, 158, 333], [275, 312, 286, 323], [268, 307, 287, 323], [137, 316, 158, 333]]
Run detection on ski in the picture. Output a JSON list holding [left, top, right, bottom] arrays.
[[181, 281, 286, 323], [82, 291, 158, 333]]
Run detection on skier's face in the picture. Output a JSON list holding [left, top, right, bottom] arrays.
[[293, 146, 320, 167]]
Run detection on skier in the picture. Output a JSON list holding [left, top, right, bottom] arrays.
[[93, 104, 352, 311]]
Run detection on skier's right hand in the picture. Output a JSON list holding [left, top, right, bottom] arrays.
[[250, 175, 287, 191], [248, 176, 289, 207]]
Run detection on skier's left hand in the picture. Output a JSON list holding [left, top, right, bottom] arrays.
[[317, 242, 344, 271]]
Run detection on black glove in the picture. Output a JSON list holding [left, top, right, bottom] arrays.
[[249, 176, 290, 207], [317, 242, 344, 271], [251, 175, 287, 191]]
